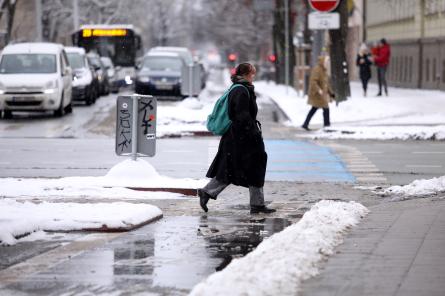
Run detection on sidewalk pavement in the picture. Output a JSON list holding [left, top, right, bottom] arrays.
[[301, 197, 445, 296]]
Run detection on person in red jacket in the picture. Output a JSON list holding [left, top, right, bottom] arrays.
[[373, 38, 391, 96]]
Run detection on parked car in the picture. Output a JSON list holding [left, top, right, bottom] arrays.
[[0, 42, 72, 118], [135, 52, 184, 98], [86, 52, 109, 96], [150, 46, 207, 91], [100, 57, 119, 93], [65, 46, 98, 105], [149, 46, 194, 65]]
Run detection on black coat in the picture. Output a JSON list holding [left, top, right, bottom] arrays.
[[356, 54, 372, 81], [206, 82, 267, 188]]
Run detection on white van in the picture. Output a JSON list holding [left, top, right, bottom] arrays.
[[0, 42, 72, 118]]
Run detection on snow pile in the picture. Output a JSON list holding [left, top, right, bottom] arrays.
[[0, 159, 207, 199], [0, 199, 162, 245], [306, 125, 445, 141], [383, 176, 445, 199], [156, 90, 216, 137], [189, 200, 368, 296], [255, 81, 445, 140], [178, 97, 204, 110]]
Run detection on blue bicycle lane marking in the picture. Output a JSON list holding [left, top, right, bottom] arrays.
[[264, 140, 355, 183]]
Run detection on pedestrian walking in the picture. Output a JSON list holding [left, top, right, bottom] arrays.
[[356, 43, 373, 97], [302, 56, 334, 131], [373, 38, 391, 96], [198, 63, 276, 214]]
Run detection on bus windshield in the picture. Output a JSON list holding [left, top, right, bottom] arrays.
[[72, 27, 141, 68]]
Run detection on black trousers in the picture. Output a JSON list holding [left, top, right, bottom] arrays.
[[377, 66, 388, 94], [303, 106, 330, 127], [360, 77, 370, 92]]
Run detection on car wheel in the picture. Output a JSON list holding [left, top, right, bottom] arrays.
[[54, 93, 65, 117], [65, 102, 73, 114], [86, 91, 94, 105], [3, 110, 12, 119]]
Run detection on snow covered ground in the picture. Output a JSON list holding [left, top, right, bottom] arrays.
[[255, 81, 445, 141], [382, 175, 445, 200], [0, 199, 162, 246], [189, 200, 368, 296], [0, 159, 206, 200], [156, 85, 223, 137]]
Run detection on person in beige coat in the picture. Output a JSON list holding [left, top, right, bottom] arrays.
[[302, 55, 334, 131]]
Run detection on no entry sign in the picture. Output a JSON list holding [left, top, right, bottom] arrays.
[[309, 0, 340, 12]]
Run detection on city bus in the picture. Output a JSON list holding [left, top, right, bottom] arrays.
[[71, 24, 142, 89]]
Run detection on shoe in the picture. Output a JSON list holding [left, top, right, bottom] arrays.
[[376, 93, 382, 97], [301, 125, 311, 131], [250, 205, 276, 214], [197, 189, 212, 212]]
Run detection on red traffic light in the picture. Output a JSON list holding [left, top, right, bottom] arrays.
[[228, 53, 237, 62], [268, 54, 276, 63]]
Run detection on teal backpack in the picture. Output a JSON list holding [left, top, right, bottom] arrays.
[[206, 84, 249, 135]]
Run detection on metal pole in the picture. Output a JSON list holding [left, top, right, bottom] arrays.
[[189, 63, 193, 98], [73, 0, 79, 31], [131, 96, 138, 161], [284, 0, 290, 93], [35, 0, 42, 42]]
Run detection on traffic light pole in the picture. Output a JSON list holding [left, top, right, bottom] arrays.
[[284, 0, 289, 93]]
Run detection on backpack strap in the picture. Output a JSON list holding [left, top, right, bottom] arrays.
[[229, 84, 250, 99]]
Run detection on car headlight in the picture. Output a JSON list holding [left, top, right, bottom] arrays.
[[138, 76, 150, 83], [44, 80, 58, 94]]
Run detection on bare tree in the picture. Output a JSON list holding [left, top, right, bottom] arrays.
[[0, 0, 19, 45]]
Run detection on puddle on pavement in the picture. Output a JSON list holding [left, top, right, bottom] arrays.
[[2, 216, 291, 295]]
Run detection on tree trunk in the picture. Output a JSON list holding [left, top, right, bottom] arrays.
[[329, 0, 351, 102], [4, 0, 18, 44], [273, 0, 295, 86]]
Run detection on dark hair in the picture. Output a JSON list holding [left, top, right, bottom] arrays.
[[235, 63, 255, 76], [380, 38, 387, 45]]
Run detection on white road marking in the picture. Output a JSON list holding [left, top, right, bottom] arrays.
[[406, 164, 442, 168], [360, 151, 384, 154], [412, 151, 445, 154]]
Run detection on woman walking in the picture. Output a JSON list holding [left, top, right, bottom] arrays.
[[198, 63, 275, 214], [302, 55, 334, 131], [356, 43, 372, 97]]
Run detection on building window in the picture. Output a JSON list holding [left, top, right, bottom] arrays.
[[433, 59, 437, 83], [393, 57, 398, 81], [442, 60, 445, 84], [404, 56, 409, 82], [426, 59, 430, 82], [399, 56, 403, 82]]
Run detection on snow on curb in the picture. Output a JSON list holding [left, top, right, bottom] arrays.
[[0, 199, 163, 245], [383, 175, 445, 200], [302, 125, 445, 141], [0, 159, 207, 200], [189, 200, 368, 296]]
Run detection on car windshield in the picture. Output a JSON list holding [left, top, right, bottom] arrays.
[[142, 57, 182, 71], [0, 54, 57, 74], [100, 58, 113, 69], [87, 56, 102, 69], [67, 53, 85, 70]]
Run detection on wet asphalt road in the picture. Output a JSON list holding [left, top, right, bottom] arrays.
[[1, 70, 445, 295]]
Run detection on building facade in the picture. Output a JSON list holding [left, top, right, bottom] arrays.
[[366, 0, 445, 90]]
